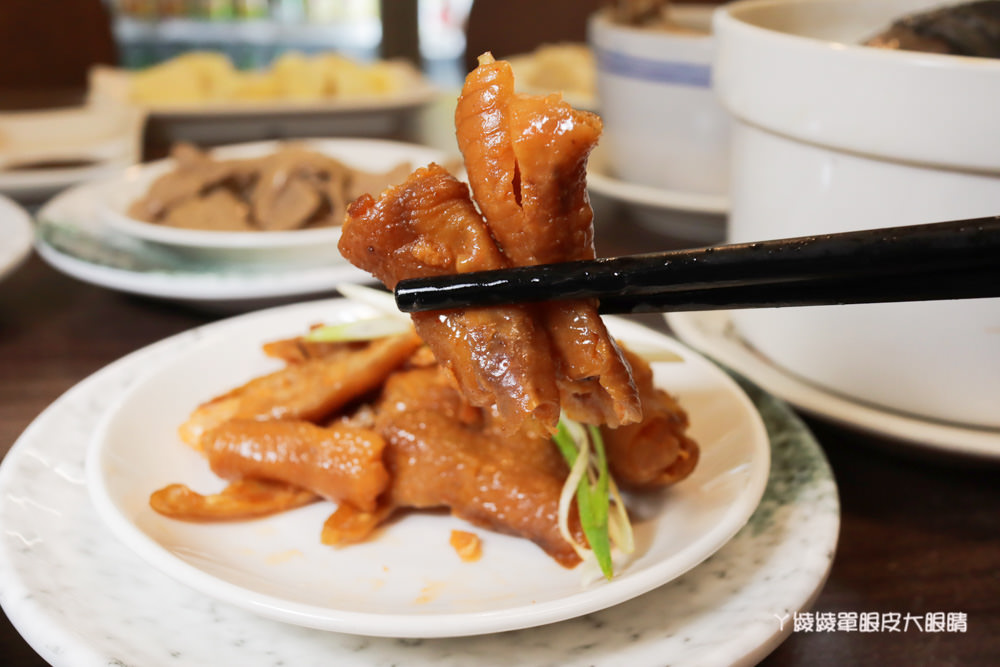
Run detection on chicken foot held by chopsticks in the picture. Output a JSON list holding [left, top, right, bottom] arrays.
[[340, 54, 641, 432], [339, 163, 562, 434], [455, 52, 642, 427]]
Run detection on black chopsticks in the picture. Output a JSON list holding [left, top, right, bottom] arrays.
[[393, 216, 1000, 314]]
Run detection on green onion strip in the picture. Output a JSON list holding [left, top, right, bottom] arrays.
[[303, 317, 412, 342], [553, 414, 634, 580], [554, 420, 591, 562], [304, 283, 415, 343], [581, 424, 612, 578]]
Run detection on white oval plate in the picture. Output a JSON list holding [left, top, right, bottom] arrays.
[[85, 298, 770, 638], [667, 310, 1000, 460], [100, 138, 448, 251], [0, 311, 837, 666], [0, 194, 33, 283]]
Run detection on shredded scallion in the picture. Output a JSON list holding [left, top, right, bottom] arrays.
[[553, 414, 634, 580], [302, 284, 415, 342]]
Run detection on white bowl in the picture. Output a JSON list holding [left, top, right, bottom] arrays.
[[100, 138, 446, 263], [714, 0, 1000, 430], [588, 5, 731, 197]]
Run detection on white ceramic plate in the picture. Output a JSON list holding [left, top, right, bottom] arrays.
[[586, 145, 728, 242], [85, 299, 770, 638], [667, 310, 1000, 460], [0, 306, 838, 665], [100, 139, 446, 251], [0, 194, 33, 282]]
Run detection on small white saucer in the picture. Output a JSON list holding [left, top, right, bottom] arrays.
[[586, 146, 728, 243], [666, 310, 1000, 460], [86, 303, 771, 638]]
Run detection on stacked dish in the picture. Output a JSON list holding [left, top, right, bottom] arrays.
[[34, 138, 450, 310]]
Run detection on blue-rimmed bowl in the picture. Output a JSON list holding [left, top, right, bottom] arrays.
[[588, 5, 731, 197]]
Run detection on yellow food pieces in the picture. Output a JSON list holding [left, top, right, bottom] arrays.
[[129, 50, 406, 105], [524, 43, 595, 98]]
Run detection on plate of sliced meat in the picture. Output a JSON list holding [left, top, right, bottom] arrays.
[[32, 138, 453, 309], [98, 138, 448, 252]]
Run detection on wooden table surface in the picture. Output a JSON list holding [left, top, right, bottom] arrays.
[[2, 96, 999, 667]]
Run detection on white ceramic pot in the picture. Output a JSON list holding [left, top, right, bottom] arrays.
[[714, 0, 1000, 429], [589, 5, 731, 197]]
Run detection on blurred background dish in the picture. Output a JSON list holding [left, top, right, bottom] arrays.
[[33, 162, 371, 312], [506, 43, 597, 111], [0, 193, 33, 283], [714, 0, 1000, 430], [589, 3, 731, 198], [98, 138, 447, 262], [88, 52, 436, 118], [90, 55, 438, 149], [0, 103, 143, 204], [88, 51, 429, 110]]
